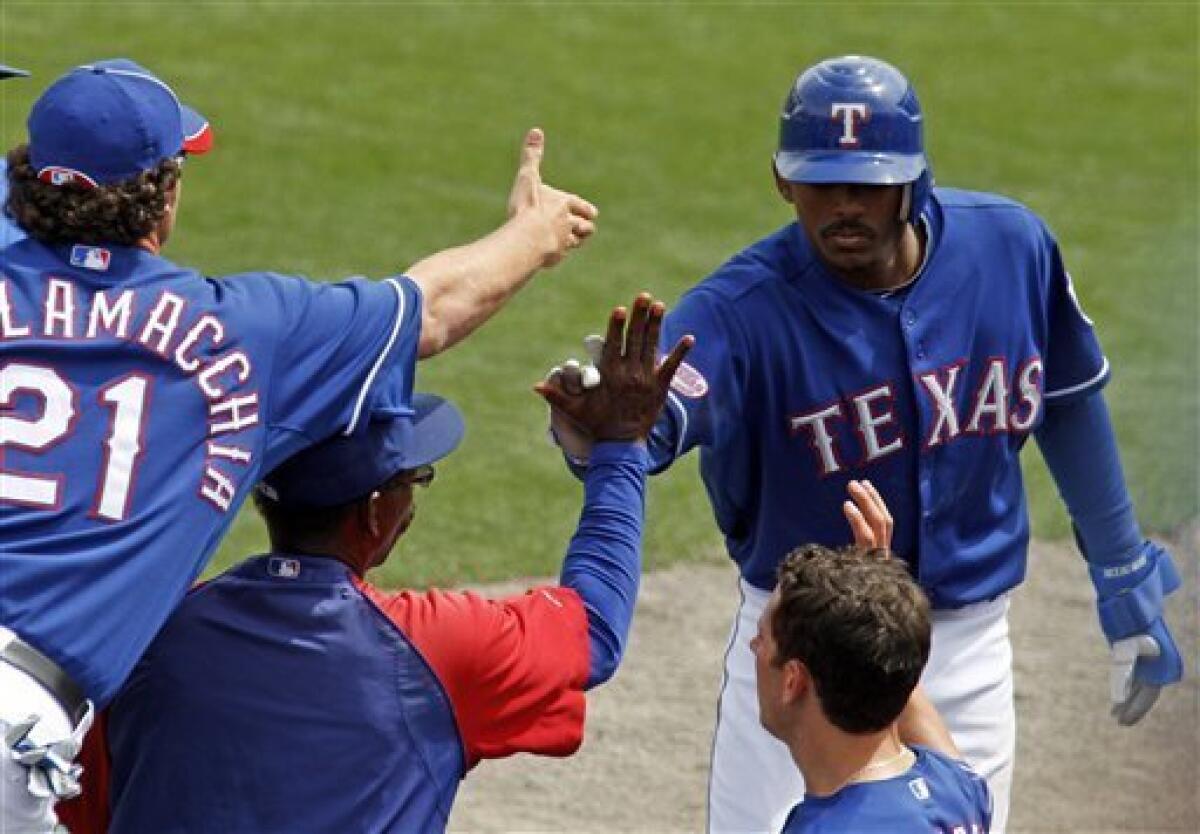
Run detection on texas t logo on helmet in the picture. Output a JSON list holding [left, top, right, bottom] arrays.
[[830, 103, 869, 147]]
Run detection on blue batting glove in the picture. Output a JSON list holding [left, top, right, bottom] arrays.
[[1087, 541, 1184, 726]]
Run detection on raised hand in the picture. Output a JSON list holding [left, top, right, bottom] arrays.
[[842, 479, 894, 551], [507, 128, 598, 267], [536, 294, 693, 443]]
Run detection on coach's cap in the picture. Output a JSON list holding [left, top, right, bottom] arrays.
[[0, 64, 29, 79], [257, 394, 466, 508], [28, 58, 212, 189]]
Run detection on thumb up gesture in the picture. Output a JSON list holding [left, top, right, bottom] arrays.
[[507, 128, 599, 267]]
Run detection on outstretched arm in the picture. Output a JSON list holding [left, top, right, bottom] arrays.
[[406, 128, 598, 358], [538, 294, 693, 687]]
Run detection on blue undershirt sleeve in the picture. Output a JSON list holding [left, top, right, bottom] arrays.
[[1034, 390, 1142, 566], [560, 405, 680, 480], [559, 441, 649, 688]]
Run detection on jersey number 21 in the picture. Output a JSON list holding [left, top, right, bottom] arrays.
[[1, 362, 150, 522]]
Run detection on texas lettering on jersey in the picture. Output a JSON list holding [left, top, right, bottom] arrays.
[[788, 356, 1043, 476], [1, 275, 256, 512]]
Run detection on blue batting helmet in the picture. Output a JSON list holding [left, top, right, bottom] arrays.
[[775, 55, 932, 224]]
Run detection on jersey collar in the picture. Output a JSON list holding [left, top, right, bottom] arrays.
[[872, 214, 934, 299], [38, 239, 176, 284], [231, 553, 356, 585]]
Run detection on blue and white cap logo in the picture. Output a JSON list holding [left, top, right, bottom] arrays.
[[41, 166, 99, 189]]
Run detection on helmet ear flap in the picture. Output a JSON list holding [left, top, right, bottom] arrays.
[[898, 183, 912, 224], [907, 169, 933, 224]]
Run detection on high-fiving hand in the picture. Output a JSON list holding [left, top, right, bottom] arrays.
[[536, 294, 693, 444]]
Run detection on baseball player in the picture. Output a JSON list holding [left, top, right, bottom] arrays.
[[761, 542, 991, 833], [95, 296, 691, 833], [0, 63, 30, 247], [547, 55, 1183, 832], [0, 58, 596, 832]]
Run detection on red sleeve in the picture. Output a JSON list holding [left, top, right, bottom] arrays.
[[55, 709, 110, 834], [354, 579, 591, 768]]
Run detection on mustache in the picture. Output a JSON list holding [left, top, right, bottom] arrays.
[[820, 220, 875, 239]]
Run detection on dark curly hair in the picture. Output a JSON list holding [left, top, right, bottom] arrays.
[[773, 544, 931, 733], [4, 144, 181, 245]]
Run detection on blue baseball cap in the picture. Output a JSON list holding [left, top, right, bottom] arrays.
[[28, 58, 212, 189], [0, 64, 29, 79], [257, 394, 466, 508]]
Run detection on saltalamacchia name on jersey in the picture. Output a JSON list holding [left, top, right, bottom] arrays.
[[0, 276, 258, 512]]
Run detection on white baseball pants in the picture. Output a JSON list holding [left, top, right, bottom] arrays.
[[1, 630, 92, 834]]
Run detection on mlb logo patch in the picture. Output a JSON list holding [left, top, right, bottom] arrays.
[[70, 245, 111, 272], [268, 557, 301, 579], [908, 776, 930, 801]]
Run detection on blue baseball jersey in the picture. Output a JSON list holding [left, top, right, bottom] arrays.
[[652, 188, 1107, 607], [781, 747, 992, 833], [0, 159, 26, 246], [0, 238, 421, 703]]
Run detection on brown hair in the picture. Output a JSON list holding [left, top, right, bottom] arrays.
[[772, 544, 931, 733], [4, 144, 180, 245]]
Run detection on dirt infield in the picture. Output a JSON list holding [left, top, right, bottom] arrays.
[[450, 529, 1198, 833]]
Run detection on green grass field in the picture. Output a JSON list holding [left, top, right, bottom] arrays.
[[3, 2, 1195, 588]]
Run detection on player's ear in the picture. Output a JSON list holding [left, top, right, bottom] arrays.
[[362, 492, 384, 539], [781, 658, 808, 704]]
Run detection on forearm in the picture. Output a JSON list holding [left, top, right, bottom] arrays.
[[1036, 380, 1182, 721], [897, 687, 959, 758], [1034, 391, 1141, 566], [559, 442, 649, 688], [406, 214, 551, 358]]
